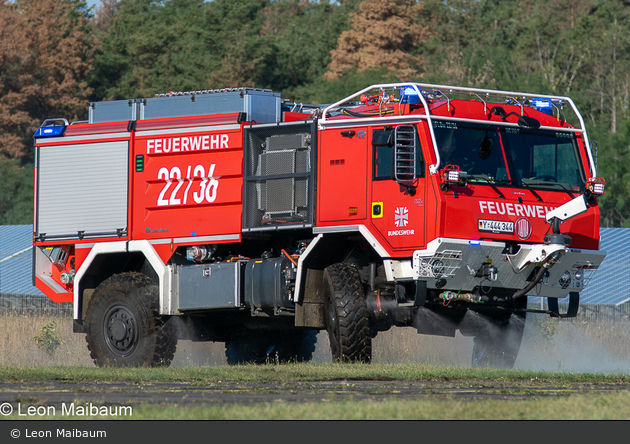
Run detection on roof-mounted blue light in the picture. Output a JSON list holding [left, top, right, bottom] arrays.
[[531, 98, 553, 116], [33, 118, 69, 139], [469, 240, 481, 246], [400, 86, 421, 104]]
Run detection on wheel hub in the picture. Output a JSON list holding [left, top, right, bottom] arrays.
[[103, 305, 138, 357], [110, 319, 127, 342]]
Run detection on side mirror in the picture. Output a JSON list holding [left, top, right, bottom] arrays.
[[590, 140, 598, 168], [517, 115, 541, 129], [491, 106, 540, 129], [479, 137, 493, 160], [491, 106, 507, 118]]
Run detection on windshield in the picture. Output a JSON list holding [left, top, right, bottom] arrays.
[[433, 120, 586, 191]]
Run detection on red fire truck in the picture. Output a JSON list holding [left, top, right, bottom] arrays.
[[32, 83, 606, 368]]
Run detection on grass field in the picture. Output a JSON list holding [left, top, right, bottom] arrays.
[[2, 311, 630, 420], [1, 363, 630, 420]]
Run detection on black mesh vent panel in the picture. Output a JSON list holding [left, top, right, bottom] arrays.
[[243, 122, 315, 231]]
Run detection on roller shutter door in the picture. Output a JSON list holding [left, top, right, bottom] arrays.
[[36, 141, 129, 241]]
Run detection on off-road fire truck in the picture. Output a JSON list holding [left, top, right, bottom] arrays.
[[32, 83, 607, 368]]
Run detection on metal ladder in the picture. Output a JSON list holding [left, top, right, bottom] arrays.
[[394, 125, 417, 183]]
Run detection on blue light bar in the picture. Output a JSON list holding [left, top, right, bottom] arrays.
[[531, 98, 553, 116], [33, 118, 69, 139], [400, 86, 421, 104], [34, 125, 65, 138], [469, 240, 481, 246]]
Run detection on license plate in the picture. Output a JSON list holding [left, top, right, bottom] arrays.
[[478, 219, 514, 234]]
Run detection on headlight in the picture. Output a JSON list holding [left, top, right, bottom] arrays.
[[432, 260, 445, 276], [558, 270, 571, 289]]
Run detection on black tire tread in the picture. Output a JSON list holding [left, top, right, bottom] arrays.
[[325, 263, 371, 363], [85, 272, 176, 367]]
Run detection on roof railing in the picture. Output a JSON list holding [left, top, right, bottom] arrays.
[[318, 82, 595, 177]]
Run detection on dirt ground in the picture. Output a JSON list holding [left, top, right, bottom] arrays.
[[1, 371, 629, 408]]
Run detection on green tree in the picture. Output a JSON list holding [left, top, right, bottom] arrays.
[[592, 120, 630, 228], [90, 0, 216, 100], [0, 156, 33, 225]]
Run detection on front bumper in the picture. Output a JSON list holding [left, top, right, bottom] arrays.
[[383, 238, 606, 298]]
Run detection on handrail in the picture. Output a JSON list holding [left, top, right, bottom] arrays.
[[318, 82, 596, 177]]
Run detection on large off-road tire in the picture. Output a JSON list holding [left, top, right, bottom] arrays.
[[471, 306, 527, 369], [85, 272, 177, 367], [225, 329, 317, 365], [324, 263, 372, 363]]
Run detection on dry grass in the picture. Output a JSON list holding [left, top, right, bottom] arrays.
[[0, 313, 474, 368], [0, 313, 93, 367], [1, 312, 630, 374]]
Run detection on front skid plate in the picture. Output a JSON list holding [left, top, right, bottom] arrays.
[[401, 238, 606, 298]]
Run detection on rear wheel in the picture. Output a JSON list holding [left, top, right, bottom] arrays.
[[324, 263, 372, 363], [85, 272, 176, 367]]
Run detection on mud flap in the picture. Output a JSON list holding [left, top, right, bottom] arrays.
[[548, 292, 579, 318], [413, 280, 427, 306]]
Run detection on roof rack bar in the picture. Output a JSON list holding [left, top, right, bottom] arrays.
[[318, 82, 596, 177]]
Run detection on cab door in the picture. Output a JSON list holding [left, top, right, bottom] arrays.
[[318, 127, 368, 223], [370, 124, 426, 250]]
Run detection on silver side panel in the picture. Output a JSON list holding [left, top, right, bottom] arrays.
[[36, 141, 129, 240], [174, 262, 241, 310]]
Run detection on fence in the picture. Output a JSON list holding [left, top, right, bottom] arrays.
[[1, 292, 628, 323], [0, 293, 72, 316]]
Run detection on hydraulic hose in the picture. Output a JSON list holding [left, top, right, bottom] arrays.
[[512, 264, 547, 300]]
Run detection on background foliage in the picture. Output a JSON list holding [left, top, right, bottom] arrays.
[[1, 0, 629, 227]]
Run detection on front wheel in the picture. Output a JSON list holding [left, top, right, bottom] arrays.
[[324, 263, 372, 363], [85, 272, 177, 367]]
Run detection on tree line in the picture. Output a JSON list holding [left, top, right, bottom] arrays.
[[1, 0, 629, 227]]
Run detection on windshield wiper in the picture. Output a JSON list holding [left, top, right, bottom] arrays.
[[492, 178, 543, 202], [514, 179, 543, 202], [460, 173, 505, 199], [521, 178, 575, 198]]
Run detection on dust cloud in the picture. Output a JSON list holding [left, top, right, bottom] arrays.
[[169, 312, 630, 373], [366, 312, 630, 374], [515, 313, 630, 374], [6, 310, 628, 373]]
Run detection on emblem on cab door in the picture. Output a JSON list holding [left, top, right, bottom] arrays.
[[394, 207, 409, 227]]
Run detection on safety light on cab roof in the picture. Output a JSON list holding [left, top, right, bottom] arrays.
[[531, 98, 553, 116], [586, 177, 606, 195]]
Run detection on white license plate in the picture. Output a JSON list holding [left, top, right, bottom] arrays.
[[478, 219, 514, 234]]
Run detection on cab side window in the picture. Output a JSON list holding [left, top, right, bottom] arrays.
[[372, 129, 394, 180], [372, 126, 424, 181]]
